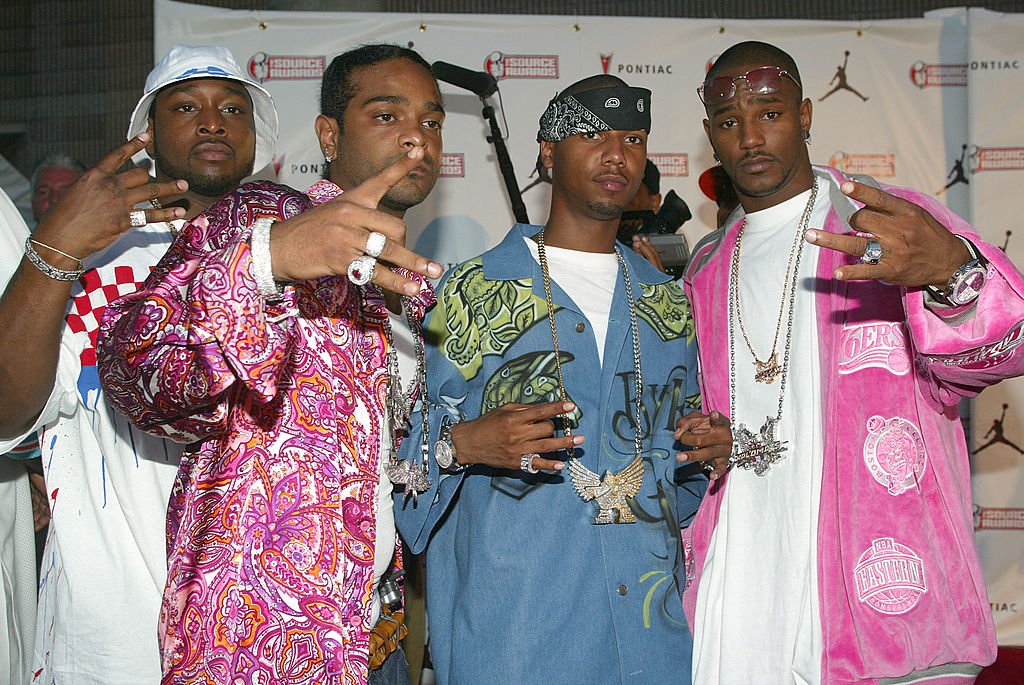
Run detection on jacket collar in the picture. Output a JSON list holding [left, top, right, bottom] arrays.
[[481, 223, 675, 287]]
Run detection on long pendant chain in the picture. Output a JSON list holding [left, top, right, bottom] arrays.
[[378, 296, 432, 500], [727, 182, 817, 475], [536, 230, 644, 468], [617, 249, 646, 465], [730, 186, 815, 384]]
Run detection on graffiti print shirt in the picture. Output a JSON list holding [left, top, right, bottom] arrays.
[[395, 224, 707, 684]]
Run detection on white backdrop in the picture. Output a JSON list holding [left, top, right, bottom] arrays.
[[156, 0, 1024, 645]]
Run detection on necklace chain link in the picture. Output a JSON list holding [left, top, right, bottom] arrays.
[[727, 182, 818, 475], [536, 230, 645, 466], [730, 188, 813, 384], [148, 198, 180, 237], [380, 294, 433, 499]]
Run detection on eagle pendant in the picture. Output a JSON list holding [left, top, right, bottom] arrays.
[[568, 456, 645, 524]]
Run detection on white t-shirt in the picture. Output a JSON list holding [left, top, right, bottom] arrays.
[[373, 308, 419, 627], [692, 178, 829, 685], [0, 219, 184, 685], [523, 237, 620, 366], [0, 188, 37, 685]]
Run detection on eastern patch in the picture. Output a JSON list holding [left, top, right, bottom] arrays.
[[854, 537, 928, 615]]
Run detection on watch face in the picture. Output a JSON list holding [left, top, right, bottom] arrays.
[[435, 440, 453, 469], [950, 264, 987, 305]]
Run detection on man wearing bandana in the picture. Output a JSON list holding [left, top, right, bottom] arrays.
[[394, 75, 731, 684]]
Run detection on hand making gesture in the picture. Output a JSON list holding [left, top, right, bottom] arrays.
[[449, 401, 583, 473], [269, 147, 444, 296], [32, 134, 187, 266], [631, 234, 668, 274], [804, 180, 972, 290]]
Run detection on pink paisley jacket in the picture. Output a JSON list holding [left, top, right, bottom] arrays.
[[97, 179, 434, 685], [682, 166, 1021, 684]]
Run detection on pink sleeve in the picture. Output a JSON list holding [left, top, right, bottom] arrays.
[[895, 188, 1024, 403], [97, 181, 311, 443]]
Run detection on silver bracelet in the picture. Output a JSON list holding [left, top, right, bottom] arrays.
[[23, 237, 84, 281], [249, 217, 282, 299]]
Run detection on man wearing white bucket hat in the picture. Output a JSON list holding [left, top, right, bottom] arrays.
[[127, 44, 278, 188], [0, 44, 276, 684]]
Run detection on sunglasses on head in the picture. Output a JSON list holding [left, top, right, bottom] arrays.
[[698, 66, 802, 107]]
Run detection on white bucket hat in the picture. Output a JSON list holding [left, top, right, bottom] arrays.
[[127, 44, 278, 173]]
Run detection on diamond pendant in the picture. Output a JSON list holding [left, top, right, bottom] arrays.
[[407, 464, 432, 500], [754, 353, 783, 384], [388, 395, 406, 432], [382, 452, 411, 485], [382, 448, 433, 502], [729, 416, 789, 476]]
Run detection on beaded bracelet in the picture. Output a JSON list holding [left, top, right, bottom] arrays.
[[24, 237, 84, 281]]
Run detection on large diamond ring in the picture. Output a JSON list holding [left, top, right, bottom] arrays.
[[128, 209, 147, 228], [364, 231, 386, 258], [347, 255, 377, 286], [520, 453, 540, 474], [861, 239, 883, 265], [702, 461, 715, 473]]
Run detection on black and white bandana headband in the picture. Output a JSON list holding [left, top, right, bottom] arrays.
[[537, 86, 652, 142]]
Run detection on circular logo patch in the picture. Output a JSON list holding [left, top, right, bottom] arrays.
[[863, 415, 927, 495], [854, 537, 928, 615]]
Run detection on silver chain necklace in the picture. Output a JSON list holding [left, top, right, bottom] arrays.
[[379, 297, 433, 501], [727, 182, 818, 476], [537, 229, 646, 524]]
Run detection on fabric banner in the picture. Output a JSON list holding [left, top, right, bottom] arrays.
[[965, 7, 1024, 647], [156, 0, 1024, 644]]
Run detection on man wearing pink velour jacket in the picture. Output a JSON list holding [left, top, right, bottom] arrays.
[[683, 40, 1019, 685]]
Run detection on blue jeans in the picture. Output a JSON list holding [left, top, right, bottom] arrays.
[[368, 645, 409, 685]]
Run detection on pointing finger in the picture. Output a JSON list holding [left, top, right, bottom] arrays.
[[371, 231, 443, 280], [526, 401, 577, 423], [804, 228, 874, 259], [832, 262, 890, 282], [343, 147, 425, 210], [128, 179, 189, 209], [369, 264, 433, 297], [675, 412, 711, 440], [523, 454, 566, 472], [805, 229, 897, 281]]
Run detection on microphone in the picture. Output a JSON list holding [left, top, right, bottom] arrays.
[[432, 61, 498, 98]]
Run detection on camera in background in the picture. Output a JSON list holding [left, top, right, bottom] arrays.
[[618, 160, 692, 278]]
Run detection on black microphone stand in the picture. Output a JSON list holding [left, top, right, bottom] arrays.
[[481, 99, 530, 225]]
